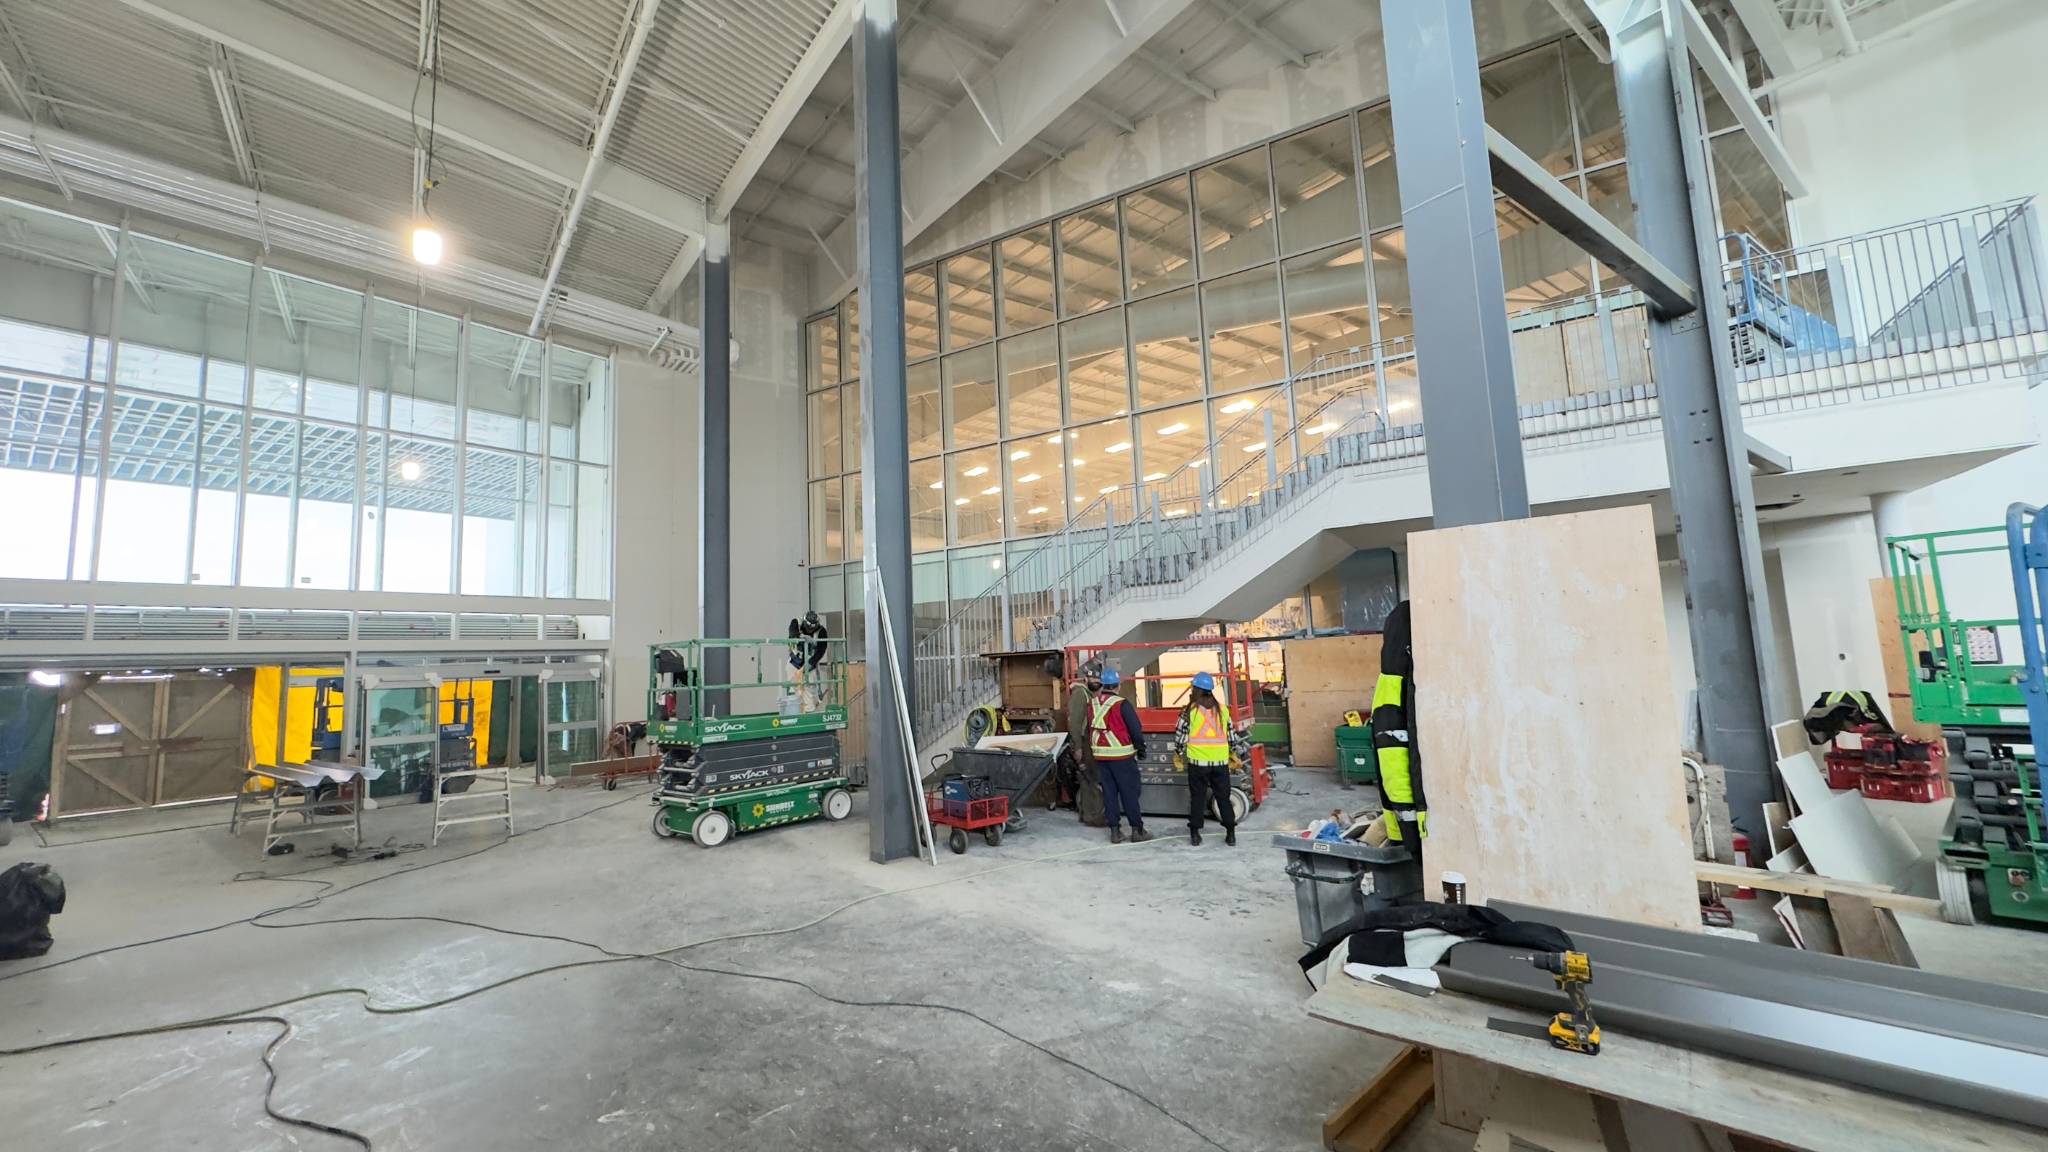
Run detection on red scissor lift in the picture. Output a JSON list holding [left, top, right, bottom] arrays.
[[1064, 636, 1272, 824]]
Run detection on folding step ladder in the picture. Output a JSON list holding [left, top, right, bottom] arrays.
[[431, 696, 513, 845]]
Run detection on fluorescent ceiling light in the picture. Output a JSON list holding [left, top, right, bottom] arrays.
[[1010, 450, 1030, 460], [928, 480, 944, 489], [1165, 508, 1188, 518], [1046, 434, 1063, 444], [1143, 472, 1166, 481], [1242, 442, 1266, 453], [1219, 399, 1254, 413], [1106, 442, 1130, 453], [29, 669, 63, 687], [954, 497, 970, 506], [1305, 421, 1337, 435], [981, 485, 1002, 495], [1387, 400, 1414, 412], [1017, 473, 1040, 483], [1157, 422, 1188, 436], [964, 465, 989, 477], [1099, 485, 1118, 494], [1027, 506, 1048, 515]]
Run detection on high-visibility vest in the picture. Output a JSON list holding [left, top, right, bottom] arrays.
[[1185, 704, 1231, 764], [1089, 694, 1136, 758]]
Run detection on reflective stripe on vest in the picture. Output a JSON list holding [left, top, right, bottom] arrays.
[[1186, 704, 1231, 764], [1089, 695, 1135, 758]]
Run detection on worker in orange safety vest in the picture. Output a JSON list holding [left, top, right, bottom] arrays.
[[1087, 668, 1153, 844]]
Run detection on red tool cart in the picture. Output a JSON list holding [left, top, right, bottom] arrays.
[[1064, 636, 1272, 823], [926, 791, 1011, 854]]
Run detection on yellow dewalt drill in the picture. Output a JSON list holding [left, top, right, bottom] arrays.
[[1532, 951, 1601, 1055]]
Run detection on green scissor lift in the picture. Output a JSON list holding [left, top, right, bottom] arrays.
[[1888, 526, 2044, 926], [646, 637, 855, 848]]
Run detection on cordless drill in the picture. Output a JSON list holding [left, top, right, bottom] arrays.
[[1532, 951, 1601, 1055]]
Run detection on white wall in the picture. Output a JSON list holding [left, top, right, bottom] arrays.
[[1775, 0, 2048, 244], [729, 240, 811, 638], [609, 352, 699, 719]]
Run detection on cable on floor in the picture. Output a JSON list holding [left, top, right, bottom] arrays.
[[3, 808, 1284, 1151]]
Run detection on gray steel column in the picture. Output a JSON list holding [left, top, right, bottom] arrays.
[[855, 0, 917, 863], [702, 228, 732, 712], [1607, 0, 1777, 836], [1380, 0, 1530, 528]]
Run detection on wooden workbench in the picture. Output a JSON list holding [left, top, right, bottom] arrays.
[[1307, 974, 2048, 1152]]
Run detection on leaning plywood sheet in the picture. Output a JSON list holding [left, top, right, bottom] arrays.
[[1776, 751, 1836, 815], [1284, 634, 1383, 767], [1410, 506, 1698, 931]]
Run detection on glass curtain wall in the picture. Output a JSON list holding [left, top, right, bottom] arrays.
[[0, 195, 611, 598], [805, 36, 1790, 630]]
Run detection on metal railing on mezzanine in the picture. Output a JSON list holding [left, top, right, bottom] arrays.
[[1723, 198, 2048, 413]]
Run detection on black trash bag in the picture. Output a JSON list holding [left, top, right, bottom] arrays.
[[0, 861, 65, 959]]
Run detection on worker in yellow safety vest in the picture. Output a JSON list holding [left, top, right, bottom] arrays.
[[1176, 671, 1248, 846], [1372, 601, 1427, 853]]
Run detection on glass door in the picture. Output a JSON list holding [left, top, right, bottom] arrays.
[[541, 668, 604, 778]]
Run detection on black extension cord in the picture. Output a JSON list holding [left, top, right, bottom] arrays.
[[1, 789, 1238, 1152]]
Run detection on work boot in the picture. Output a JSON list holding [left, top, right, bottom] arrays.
[[1225, 828, 1237, 847], [1131, 828, 1154, 843], [1190, 829, 1203, 846], [1110, 827, 1125, 844]]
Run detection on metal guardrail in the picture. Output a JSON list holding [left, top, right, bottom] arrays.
[[1723, 198, 2048, 413]]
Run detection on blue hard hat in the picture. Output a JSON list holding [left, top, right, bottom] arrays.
[[1099, 668, 1121, 688], [1191, 671, 1216, 692]]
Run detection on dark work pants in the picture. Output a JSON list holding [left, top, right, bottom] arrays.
[[1096, 758, 1144, 830], [1187, 762, 1237, 833]]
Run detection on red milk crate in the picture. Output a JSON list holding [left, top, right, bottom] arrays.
[[1860, 764, 1949, 803]]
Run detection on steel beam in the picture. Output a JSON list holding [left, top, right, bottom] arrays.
[[1603, 0, 1778, 839], [817, 0, 1200, 305], [1484, 126, 1694, 316], [113, 0, 708, 243], [1381, 0, 1529, 528], [1722, 0, 1797, 76], [855, 0, 917, 864], [529, 0, 663, 334], [1675, 0, 1807, 197], [706, 0, 857, 227], [701, 226, 731, 712]]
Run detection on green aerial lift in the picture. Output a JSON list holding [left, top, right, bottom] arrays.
[[645, 638, 854, 848], [1888, 522, 2045, 927]]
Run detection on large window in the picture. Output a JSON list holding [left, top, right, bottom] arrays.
[[0, 195, 610, 598], [806, 35, 1787, 636]]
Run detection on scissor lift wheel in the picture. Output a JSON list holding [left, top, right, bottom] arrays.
[[823, 788, 853, 821], [691, 808, 732, 848]]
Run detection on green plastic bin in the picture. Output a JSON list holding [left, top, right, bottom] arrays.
[[1334, 724, 1376, 784]]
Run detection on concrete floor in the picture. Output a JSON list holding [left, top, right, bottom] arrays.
[[0, 767, 1475, 1152]]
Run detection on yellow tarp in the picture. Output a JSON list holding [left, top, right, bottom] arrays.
[[248, 672, 494, 770]]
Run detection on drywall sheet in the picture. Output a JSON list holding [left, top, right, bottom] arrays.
[[1409, 506, 1697, 931], [1776, 751, 1836, 815], [1787, 789, 1922, 889], [1284, 633, 1383, 768]]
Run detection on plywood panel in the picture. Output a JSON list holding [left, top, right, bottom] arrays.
[[1284, 634, 1382, 768], [1410, 506, 1698, 931], [1868, 576, 1945, 742]]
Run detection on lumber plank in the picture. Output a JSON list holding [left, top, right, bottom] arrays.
[[1410, 506, 1697, 931], [1693, 862, 1941, 916], [1284, 634, 1383, 767], [1323, 1044, 1434, 1152]]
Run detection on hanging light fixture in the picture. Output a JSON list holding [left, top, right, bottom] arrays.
[[410, 226, 444, 266], [401, 458, 423, 482]]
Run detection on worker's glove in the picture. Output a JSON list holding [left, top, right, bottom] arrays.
[[1414, 810, 1428, 839]]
